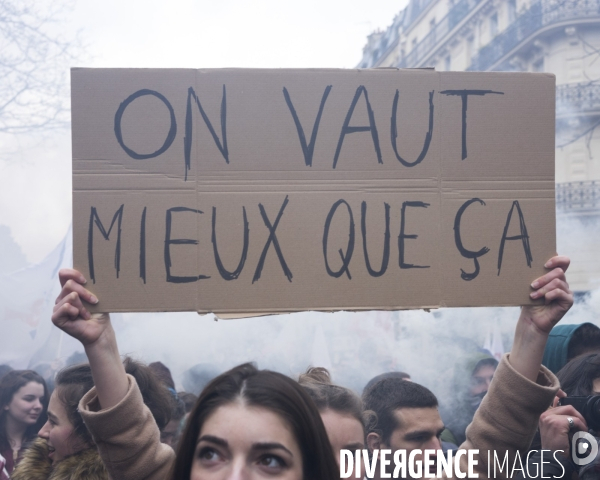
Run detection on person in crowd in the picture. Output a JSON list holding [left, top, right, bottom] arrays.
[[49, 269, 341, 480], [148, 362, 187, 448], [357, 255, 570, 479], [516, 352, 600, 479], [11, 359, 172, 480], [160, 394, 185, 448], [182, 363, 219, 396], [177, 392, 197, 414], [0, 370, 48, 475], [440, 351, 498, 446], [298, 366, 374, 478], [51, 255, 570, 479], [542, 322, 600, 374], [362, 371, 411, 397]]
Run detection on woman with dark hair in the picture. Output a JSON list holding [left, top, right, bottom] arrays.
[[50, 269, 339, 480], [0, 370, 48, 474], [11, 359, 172, 480], [298, 367, 373, 479], [556, 351, 600, 396]]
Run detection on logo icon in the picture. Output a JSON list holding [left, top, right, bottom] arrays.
[[572, 431, 598, 466]]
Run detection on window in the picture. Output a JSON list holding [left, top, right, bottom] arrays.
[[430, 18, 436, 31], [466, 37, 475, 64], [508, 0, 517, 23], [445, 55, 452, 71], [490, 13, 498, 38]]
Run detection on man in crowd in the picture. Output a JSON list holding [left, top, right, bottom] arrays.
[[542, 322, 600, 374], [441, 352, 498, 446], [363, 378, 444, 478]]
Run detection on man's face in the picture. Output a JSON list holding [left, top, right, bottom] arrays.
[[469, 364, 496, 397], [382, 407, 444, 477]]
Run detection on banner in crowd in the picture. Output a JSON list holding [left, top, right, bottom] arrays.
[[71, 68, 556, 314]]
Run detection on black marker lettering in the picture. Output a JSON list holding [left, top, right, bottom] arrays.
[[212, 206, 249, 281], [283, 85, 332, 167], [361, 201, 390, 277], [439, 89, 504, 160], [399, 201, 430, 269], [88, 204, 124, 284], [253, 196, 293, 283], [114, 90, 176, 160], [391, 90, 434, 167], [497, 201, 533, 275], [454, 198, 490, 281], [323, 199, 355, 279], [184, 85, 228, 180], [140, 207, 147, 284], [333, 86, 382, 169], [164, 207, 210, 283]]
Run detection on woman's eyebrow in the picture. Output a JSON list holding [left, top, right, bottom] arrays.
[[343, 442, 365, 450], [47, 411, 58, 421], [252, 442, 293, 456], [197, 435, 228, 447]]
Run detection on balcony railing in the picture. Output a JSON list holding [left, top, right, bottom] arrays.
[[556, 83, 600, 116], [556, 181, 600, 211], [469, 0, 600, 71], [399, 0, 484, 68]]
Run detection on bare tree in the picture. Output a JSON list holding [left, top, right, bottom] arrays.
[[0, 0, 82, 134]]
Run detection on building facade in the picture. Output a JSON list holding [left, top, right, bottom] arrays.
[[359, 0, 600, 292]]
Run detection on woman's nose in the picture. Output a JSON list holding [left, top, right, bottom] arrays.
[[38, 421, 50, 439]]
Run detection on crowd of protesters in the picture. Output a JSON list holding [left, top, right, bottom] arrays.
[[2, 255, 600, 479]]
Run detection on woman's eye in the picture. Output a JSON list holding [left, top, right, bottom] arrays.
[[197, 447, 222, 463], [258, 454, 286, 470]]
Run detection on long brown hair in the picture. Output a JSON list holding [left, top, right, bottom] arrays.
[[171, 363, 338, 480], [55, 357, 172, 447], [0, 370, 48, 450]]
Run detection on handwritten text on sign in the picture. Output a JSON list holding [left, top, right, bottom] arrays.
[[71, 69, 556, 314]]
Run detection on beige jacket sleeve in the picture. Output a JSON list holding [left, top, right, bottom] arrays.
[[453, 353, 560, 479], [79, 374, 175, 480]]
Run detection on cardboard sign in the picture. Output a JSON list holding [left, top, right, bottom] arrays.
[[71, 68, 556, 314]]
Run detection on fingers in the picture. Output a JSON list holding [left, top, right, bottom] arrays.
[[58, 268, 87, 287], [530, 277, 570, 300], [54, 291, 91, 321], [544, 405, 588, 430], [52, 299, 83, 329], [544, 256, 570, 273], [544, 287, 574, 307], [55, 278, 98, 306]]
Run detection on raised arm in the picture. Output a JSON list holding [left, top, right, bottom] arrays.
[[52, 269, 175, 480], [510, 255, 573, 381], [52, 268, 128, 410], [458, 256, 572, 479]]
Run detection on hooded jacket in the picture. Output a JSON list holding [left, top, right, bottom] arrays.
[[11, 438, 108, 480], [441, 351, 498, 446], [542, 323, 595, 374]]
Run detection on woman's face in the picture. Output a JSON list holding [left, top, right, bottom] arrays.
[[38, 390, 82, 464], [593, 377, 600, 394], [191, 402, 303, 480], [320, 409, 365, 479], [4, 381, 44, 427]]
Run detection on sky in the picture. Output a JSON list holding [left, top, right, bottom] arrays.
[[0, 0, 407, 265]]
